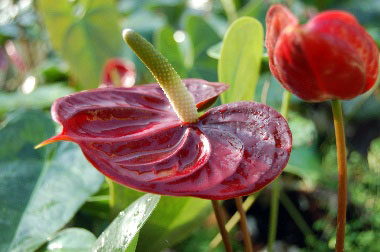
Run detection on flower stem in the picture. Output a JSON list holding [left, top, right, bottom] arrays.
[[267, 90, 291, 252], [279, 191, 318, 243], [221, 0, 238, 23], [280, 90, 291, 117], [211, 200, 233, 252], [331, 99, 347, 252], [267, 178, 280, 252], [234, 197, 253, 252], [209, 194, 259, 251]]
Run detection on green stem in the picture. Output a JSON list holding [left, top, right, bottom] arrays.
[[212, 200, 233, 252], [221, 0, 238, 23], [267, 90, 291, 252], [106, 178, 117, 218], [331, 99, 347, 252], [280, 90, 291, 117], [279, 191, 318, 243], [268, 178, 280, 252]]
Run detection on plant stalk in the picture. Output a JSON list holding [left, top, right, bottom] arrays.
[[267, 178, 280, 252], [279, 191, 317, 243], [212, 200, 233, 252], [267, 90, 291, 252], [221, 0, 238, 23], [209, 194, 259, 251], [234, 197, 253, 252], [331, 99, 347, 252]]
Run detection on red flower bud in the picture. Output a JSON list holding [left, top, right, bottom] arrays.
[[266, 4, 379, 101], [100, 58, 136, 88]]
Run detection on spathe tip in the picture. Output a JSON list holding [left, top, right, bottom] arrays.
[[34, 134, 73, 149]]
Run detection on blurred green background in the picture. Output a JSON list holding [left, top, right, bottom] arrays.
[[0, 0, 379, 251]]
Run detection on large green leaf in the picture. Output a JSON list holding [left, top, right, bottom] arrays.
[[218, 17, 263, 103], [92, 194, 160, 252], [186, 15, 220, 81], [0, 110, 104, 252], [43, 228, 96, 252], [154, 25, 186, 78], [109, 183, 211, 251], [38, 0, 122, 89], [0, 84, 73, 116]]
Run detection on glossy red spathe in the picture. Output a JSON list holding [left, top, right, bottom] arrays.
[[266, 4, 379, 102], [41, 79, 292, 200]]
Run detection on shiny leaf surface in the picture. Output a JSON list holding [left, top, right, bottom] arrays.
[[43, 228, 96, 252], [109, 185, 211, 251], [92, 194, 160, 252]]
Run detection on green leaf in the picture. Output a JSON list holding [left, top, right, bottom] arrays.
[[0, 110, 104, 252], [207, 41, 222, 60], [43, 228, 96, 252], [284, 112, 320, 187], [186, 15, 220, 81], [285, 146, 322, 188], [92, 194, 160, 252], [208, 43, 269, 63], [109, 183, 211, 251], [0, 84, 73, 116], [138, 196, 211, 251], [38, 0, 122, 89], [125, 233, 139, 252], [154, 25, 186, 77], [218, 17, 263, 103]]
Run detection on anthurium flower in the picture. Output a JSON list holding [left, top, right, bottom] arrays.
[[100, 58, 136, 88], [266, 4, 379, 102], [37, 30, 292, 200]]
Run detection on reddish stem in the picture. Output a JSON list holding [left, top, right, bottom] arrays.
[[331, 99, 347, 252], [235, 197, 253, 252], [212, 200, 233, 252]]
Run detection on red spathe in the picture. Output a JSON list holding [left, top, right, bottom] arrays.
[[266, 4, 379, 102], [43, 79, 292, 200]]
